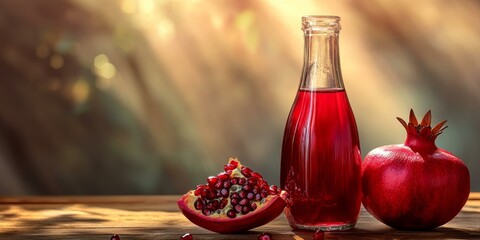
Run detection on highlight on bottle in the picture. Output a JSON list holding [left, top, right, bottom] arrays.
[[302, 15, 341, 33]]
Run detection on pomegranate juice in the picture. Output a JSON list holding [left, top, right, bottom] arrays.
[[280, 88, 362, 230]]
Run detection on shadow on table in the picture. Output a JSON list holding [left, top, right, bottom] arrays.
[[293, 227, 480, 240]]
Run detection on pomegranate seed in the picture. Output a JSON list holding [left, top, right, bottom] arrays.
[[243, 185, 252, 192], [248, 177, 258, 186], [241, 166, 252, 177], [252, 186, 259, 194], [230, 192, 239, 199], [214, 181, 223, 189], [193, 188, 202, 196], [211, 200, 220, 209], [230, 185, 239, 192], [207, 176, 218, 186], [220, 188, 229, 197], [110, 235, 121, 240], [258, 232, 272, 240], [202, 208, 211, 216], [223, 181, 231, 189], [269, 185, 279, 195], [195, 185, 206, 196], [227, 209, 236, 218], [230, 177, 238, 185], [231, 197, 239, 205], [206, 202, 214, 210], [238, 178, 246, 185], [241, 205, 250, 214], [239, 190, 247, 198], [207, 191, 216, 200], [252, 172, 263, 180], [194, 198, 204, 210], [250, 202, 257, 210], [218, 173, 229, 181], [261, 192, 268, 199], [239, 198, 249, 206], [234, 204, 242, 213], [255, 193, 262, 201], [313, 230, 324, 240], [247, 192, 254, 200], [224, 164, 236, 171], [180, 233, 193, 240], [228, 159, 239, 167]]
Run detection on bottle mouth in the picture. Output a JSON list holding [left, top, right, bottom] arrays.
[[302, 15, 341, 32]]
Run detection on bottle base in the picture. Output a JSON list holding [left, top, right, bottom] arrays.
[[289, 222, 355, 231]]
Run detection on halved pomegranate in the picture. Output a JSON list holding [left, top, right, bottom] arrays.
[[178, 158, 286, 233]]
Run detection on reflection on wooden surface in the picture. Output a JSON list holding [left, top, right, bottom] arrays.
[[0, 194, 479, 239]]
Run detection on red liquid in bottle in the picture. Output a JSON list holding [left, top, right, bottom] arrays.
[[280, 88, 362, 230]]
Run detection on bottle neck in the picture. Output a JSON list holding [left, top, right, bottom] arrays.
[[300, 31, 344, 90]]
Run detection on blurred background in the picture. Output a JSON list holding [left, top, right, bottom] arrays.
[[0, 0, 478, 195]]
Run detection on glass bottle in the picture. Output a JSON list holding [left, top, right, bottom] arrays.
[[280, 16, 362, 231]]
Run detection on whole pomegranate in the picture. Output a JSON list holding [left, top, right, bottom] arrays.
[[362, 110, 470, 230], [178, 158, 286, 233]]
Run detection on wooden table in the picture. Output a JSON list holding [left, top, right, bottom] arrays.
[[0, 193, 478, 239]]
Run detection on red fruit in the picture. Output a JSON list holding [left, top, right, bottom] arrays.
[[110, 235, 121, 240], [229, 159, 239, 167], [258, 232, 272, 240], [180, 233, 193, 240], [207, 176, 218, 187], [241, 166, 253, 177], [178, 158, 286, 233], [227, 209, 236, 218], [313, 230, 324, 240], [362, 110, 470, 230]]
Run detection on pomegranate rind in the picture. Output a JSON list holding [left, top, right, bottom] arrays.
[[362, 110, 470, 230], [177, 191, 286, 233], [362, 145, 470, 230]]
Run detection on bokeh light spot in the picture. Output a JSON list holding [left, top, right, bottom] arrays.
[[157, 19, 174, 40], [121, 0, 137, 14], [234, 10, 259, 53], [71, 78, 90, 104], [50, 54, 64, 69], [94, 54, 109, 68], [211, 15, 224, 30], [139, 0, 155, 15], [93, 54, 117, 85]]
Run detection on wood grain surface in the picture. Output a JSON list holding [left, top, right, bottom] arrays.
[[0, 193, 479, 239]]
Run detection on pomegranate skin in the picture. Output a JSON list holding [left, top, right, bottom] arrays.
[[362, 144, 470, 230], [177, 158, 287, 233], [178, 192, 286, 233]]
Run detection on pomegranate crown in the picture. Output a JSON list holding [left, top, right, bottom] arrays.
[[397, 109, 447, 142]]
